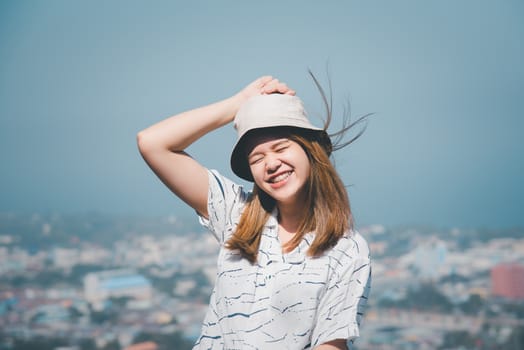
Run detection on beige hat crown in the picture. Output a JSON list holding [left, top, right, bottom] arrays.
[[230, 94, 330, 181]]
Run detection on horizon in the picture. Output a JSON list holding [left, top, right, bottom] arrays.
[[1, 210, 522, 232]]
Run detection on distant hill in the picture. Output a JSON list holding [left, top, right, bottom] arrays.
[[0, 212, 204, 249]]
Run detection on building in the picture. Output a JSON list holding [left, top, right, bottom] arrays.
[[412, 238, 448, 280], [83, 269, 153, 308], [491, 263, 524, 300]]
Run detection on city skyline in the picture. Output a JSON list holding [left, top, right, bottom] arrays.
[[1, 1, 523, 228], [1, 213, 523, 349]]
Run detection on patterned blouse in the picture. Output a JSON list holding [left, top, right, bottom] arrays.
[[193, 170, 371, 349]]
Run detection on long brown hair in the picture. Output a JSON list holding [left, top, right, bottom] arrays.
[[225, 133, 352, 263], [225, 72, 369, 263]]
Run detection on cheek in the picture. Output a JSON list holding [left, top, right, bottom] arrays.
[[249, 164, 264, 183], [293, 150, 311, 173]]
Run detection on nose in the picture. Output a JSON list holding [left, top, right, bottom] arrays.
[[265, 156, 282, 173]]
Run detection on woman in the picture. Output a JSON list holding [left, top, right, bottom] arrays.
[[137, 76, 371, 349]]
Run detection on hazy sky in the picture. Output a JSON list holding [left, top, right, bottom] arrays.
[[1, 0, 523, 228]]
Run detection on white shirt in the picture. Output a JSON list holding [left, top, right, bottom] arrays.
[[194, 170, 371, 350]]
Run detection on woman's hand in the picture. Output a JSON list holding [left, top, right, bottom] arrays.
[[235, 76, 296, 104]]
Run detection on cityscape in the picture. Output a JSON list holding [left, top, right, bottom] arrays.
[[0, 212, 523, 350]]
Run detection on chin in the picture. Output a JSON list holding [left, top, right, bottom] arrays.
[[269, 188, 304, 206]]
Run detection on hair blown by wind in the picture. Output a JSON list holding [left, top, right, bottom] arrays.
[[308, 70, 372, 153]]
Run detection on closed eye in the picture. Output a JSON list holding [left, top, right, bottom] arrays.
[[273, 140, 290, 153], [249, 156, 264, 165]]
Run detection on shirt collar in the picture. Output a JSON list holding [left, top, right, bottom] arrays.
[[260, 207, 312, 265]]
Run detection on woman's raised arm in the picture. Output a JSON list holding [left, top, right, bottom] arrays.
[[136, 76, 294, 218]]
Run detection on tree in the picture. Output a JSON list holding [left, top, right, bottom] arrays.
[[501, 326, 524, 350], [439, 331, 476, 349], [459, 294, 484, 315], [133, 331, 194, 350]]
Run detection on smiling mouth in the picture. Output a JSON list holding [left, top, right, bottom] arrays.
[[269, 171, 293, 183]]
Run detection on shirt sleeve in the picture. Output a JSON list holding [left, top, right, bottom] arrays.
[[197, 169, 249, 245], [311, 234, 372, 347]]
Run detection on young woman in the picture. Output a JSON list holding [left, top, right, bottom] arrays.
[[137, 76, 371, 350]]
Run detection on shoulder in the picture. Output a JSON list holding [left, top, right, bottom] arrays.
[[199, 169, 252, 243], [207, 169, 251, 204], [330, 229, 370, 262]]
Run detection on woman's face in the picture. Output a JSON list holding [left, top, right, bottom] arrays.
[[247, 135, 311, 208]]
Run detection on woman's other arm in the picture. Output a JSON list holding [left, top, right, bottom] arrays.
[[315, 339, 348, 350]]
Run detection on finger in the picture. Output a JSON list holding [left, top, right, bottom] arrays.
[[262, 79, 280, 93], [266, 79, 280, 89], [258, 76, 273, 86], [276, 83, 290, 93], [261, 78, 276, 86]]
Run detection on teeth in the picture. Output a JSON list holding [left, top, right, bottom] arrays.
[[271, 171, 291, 183]]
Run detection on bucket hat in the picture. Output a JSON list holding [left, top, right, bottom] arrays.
[[230, 93, 332, 181]]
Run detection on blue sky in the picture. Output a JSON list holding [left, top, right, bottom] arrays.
[[1, 0, 523, 228]]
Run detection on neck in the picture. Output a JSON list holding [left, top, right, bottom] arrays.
[[277, 201, 306, 234]]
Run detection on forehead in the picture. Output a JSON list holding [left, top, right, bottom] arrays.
[[246, 134, 290, 155]]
